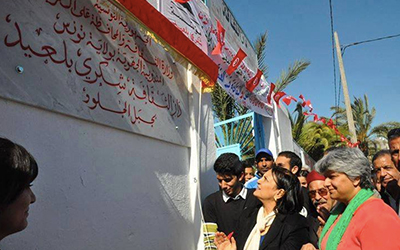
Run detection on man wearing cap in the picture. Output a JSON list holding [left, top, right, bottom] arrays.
[[244, 148, 274, 189], [203, 153, 260, 238], [301, 171, 337, 249]]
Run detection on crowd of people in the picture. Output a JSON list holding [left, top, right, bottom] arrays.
[[1, 128, 400, 249], [204, 128, 400, 250]]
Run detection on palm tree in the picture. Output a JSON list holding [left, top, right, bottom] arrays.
[[290, 101, 347, 161], [211, 30, 310, 161], [330, 94, 400, 156], [211, 84, 237, 122], [290, 102, 307, 142]]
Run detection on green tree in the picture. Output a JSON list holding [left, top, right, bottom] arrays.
[[290, 102, 346, 161], [330, 94, 400, 156], [297, 122, 342, 161]]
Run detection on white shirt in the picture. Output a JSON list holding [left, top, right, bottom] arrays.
[[222, 186, 247, 203]]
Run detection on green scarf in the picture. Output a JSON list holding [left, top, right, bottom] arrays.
[[318, 188, 374, 250]]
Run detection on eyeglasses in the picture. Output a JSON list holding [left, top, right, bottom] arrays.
[[309, 188, 328, 198]]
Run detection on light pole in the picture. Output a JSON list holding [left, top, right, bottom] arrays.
[[334, 31, 357, 144]]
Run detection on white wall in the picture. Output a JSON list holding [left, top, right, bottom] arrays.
[[261, 101, 293, 157], [198, 94, 218, 201], [0, 90, 214, 249], [261, 101, 312, 166]]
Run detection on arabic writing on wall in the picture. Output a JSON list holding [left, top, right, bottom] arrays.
[[3, 0, 186, 128]]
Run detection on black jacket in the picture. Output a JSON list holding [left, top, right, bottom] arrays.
[[203, 188, 261, 238], [236, 206, 310, 250]]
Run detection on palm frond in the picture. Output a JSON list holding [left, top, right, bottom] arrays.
[[275, 60, 310, 92], [254, 31, 269, 77], [370, 121, 400, 138]]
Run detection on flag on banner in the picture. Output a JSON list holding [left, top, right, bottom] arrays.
[[245, 69, 263, 92], [273, 91, 286, 107], [211, 20, 225, 55], [226, 48, 247, 75], [267, 82, 276, 105], [282, 95, 297, 106]]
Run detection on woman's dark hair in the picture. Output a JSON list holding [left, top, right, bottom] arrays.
[[271, 167, 303, 214], [0, 138, 38, 205]]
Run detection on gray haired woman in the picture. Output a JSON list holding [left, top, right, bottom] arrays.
[[308, 147, 400, 250]]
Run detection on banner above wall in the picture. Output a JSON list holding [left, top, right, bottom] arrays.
[[160, 0, 274, 118]]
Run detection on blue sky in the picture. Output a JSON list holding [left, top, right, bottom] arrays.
[[224, 0, 400, 126]]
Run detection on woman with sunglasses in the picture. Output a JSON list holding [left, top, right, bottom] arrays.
[[0, 138, 38, 242], [214, 167, 309, 250], [309, 147, 400, 250]]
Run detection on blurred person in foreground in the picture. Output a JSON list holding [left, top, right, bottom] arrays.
[[307, 147, 400, 250], [0, 137, 38, 242], [214, 167, 309, 250]]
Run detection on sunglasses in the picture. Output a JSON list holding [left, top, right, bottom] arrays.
[[309, 188, 328, 198]]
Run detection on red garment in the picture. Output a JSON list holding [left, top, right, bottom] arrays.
[[321, 198, 400, 250]]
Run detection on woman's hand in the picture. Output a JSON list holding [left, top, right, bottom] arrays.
[[214, 232, 237, 250], [300, 243, 318, 250]]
